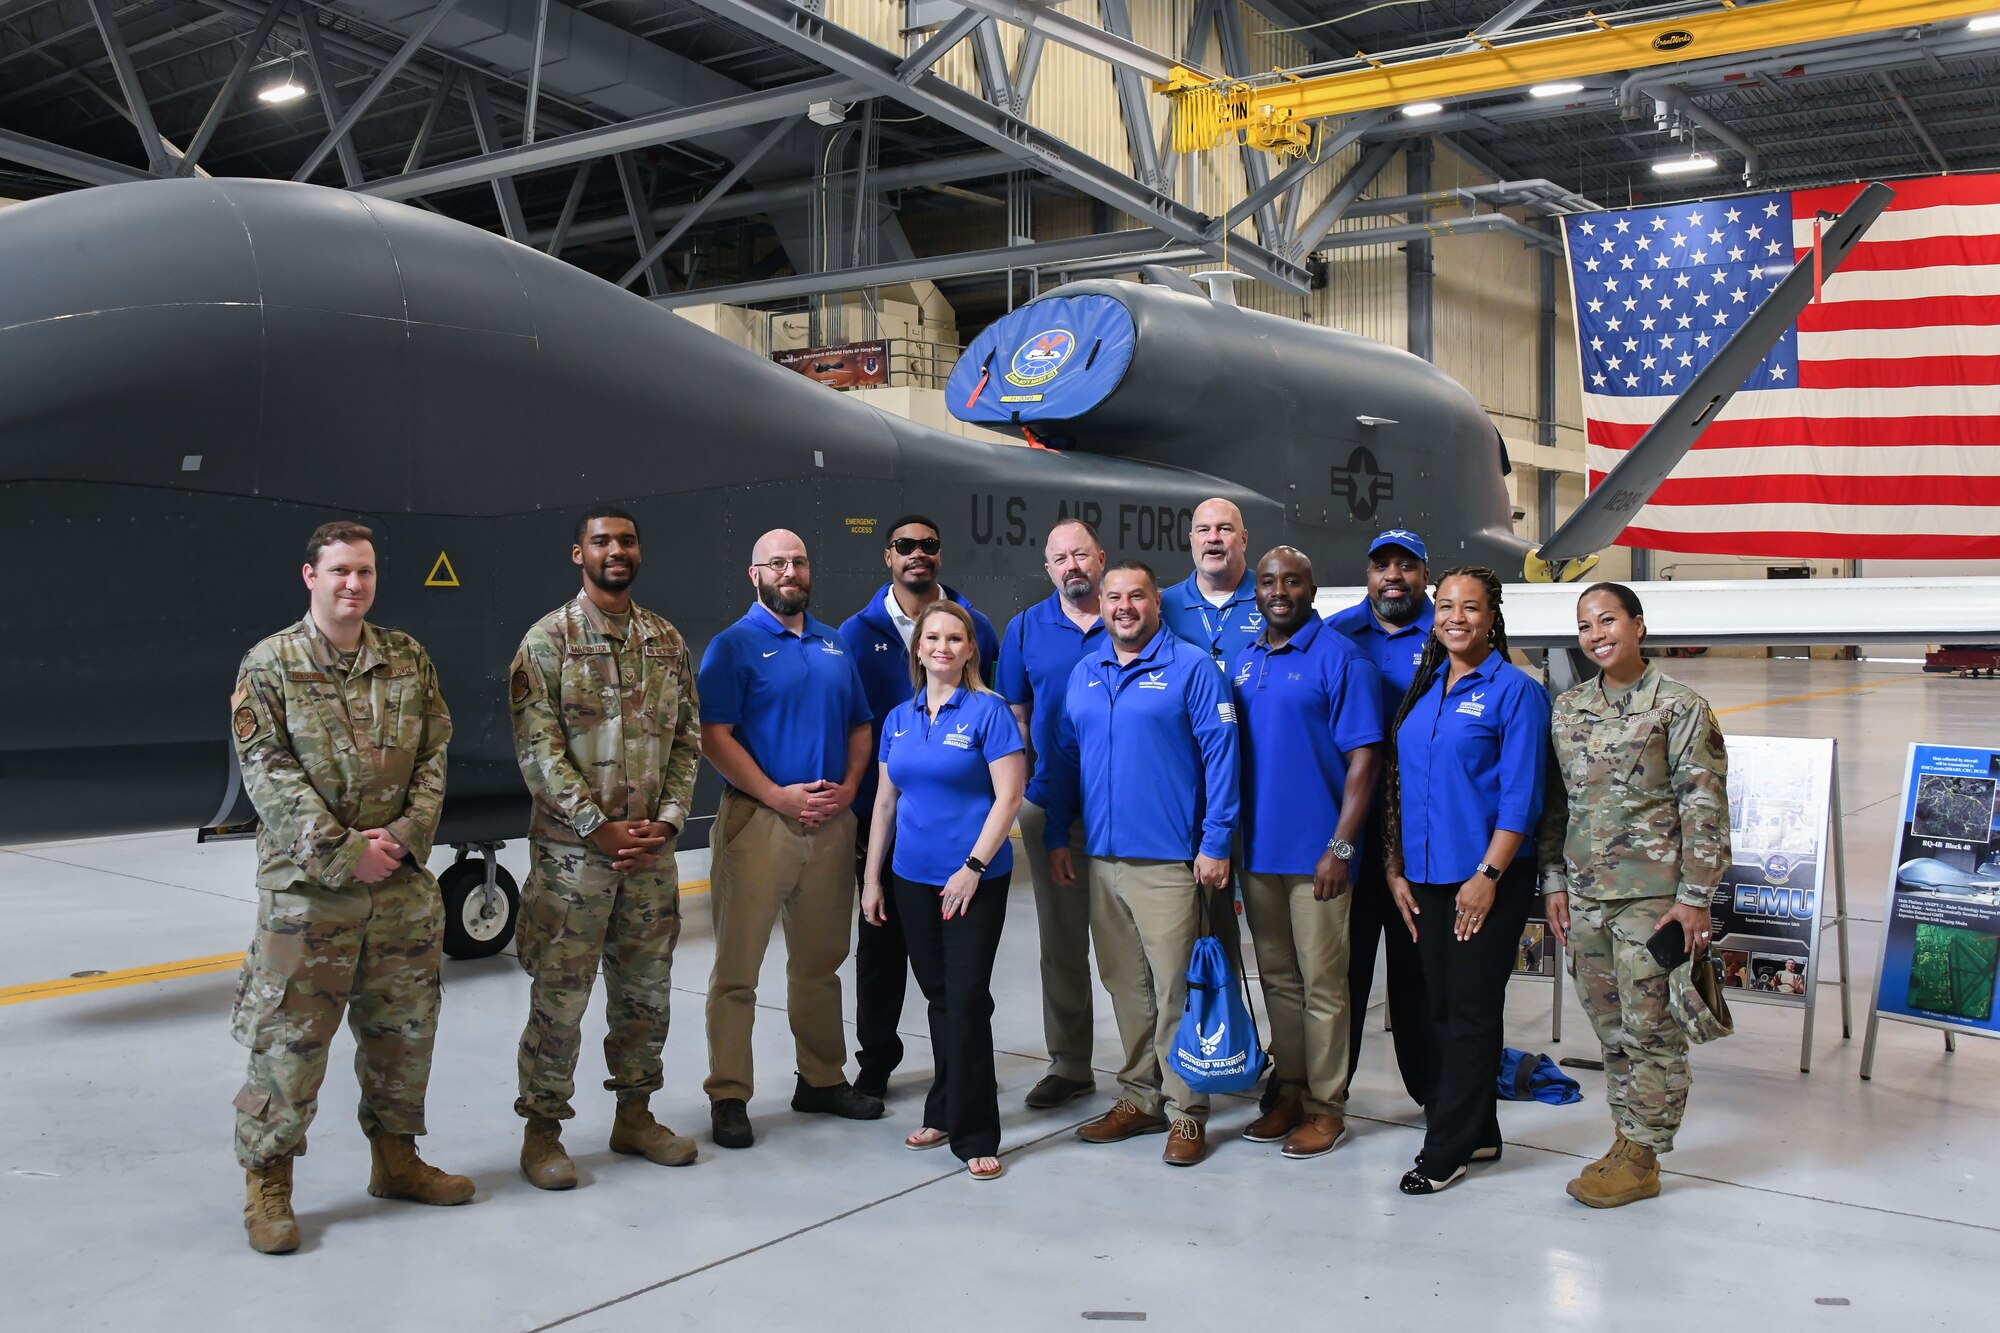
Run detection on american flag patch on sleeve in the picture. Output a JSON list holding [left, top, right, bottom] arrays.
[[1217, 702, 1236, 723]]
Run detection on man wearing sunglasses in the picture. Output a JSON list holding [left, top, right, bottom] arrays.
[[838, 515, 1001, 1099]]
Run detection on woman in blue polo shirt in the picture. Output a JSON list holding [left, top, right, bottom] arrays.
[[1383, 567, 1552, 1195], [861, 602, 1026, 1180]]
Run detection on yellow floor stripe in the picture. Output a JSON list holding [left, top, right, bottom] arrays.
[[1, 878, 713, 1008], [1714, 675, 1918, 716]]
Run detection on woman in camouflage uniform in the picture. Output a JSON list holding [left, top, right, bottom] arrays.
[[1543, 583, 1730, 1209]]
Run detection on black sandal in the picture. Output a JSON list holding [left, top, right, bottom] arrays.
[[1399, 1164, 1467, 1195]]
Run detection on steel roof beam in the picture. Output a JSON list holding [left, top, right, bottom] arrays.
[[944, 0, 1178, 82], [0, 125, 155, 184], [293, 0, 461, 182], [83, 0, 170, 173], [1285, 138, 1400, 262], [614, 114, 798, 289], [294, 4, 364, 185], [177, 0, 289, 174], [356, 75, 865, 200], [678, 0, 1312, 292], [1876, 69, 1950, 171]]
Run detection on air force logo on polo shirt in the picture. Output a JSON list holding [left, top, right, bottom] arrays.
[[1138, 671, 1170, 690], [944, 723, 974, 750], [821, 642, 846, 655], [1457, 691, 1487, 718]]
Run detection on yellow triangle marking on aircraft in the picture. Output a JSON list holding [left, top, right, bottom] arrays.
[[425, 551, 460, 587]]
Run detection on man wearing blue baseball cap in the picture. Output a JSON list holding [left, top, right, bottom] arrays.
[[1325, 529, 1438, 1108]]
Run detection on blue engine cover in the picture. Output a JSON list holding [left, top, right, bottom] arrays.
[[947, 294, 1137, 426]]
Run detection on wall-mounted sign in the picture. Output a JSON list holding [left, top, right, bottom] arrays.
[[774, 340, 887, 390]]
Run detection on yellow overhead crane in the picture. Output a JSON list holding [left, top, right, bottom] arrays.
[[1163, 0, 2000, 158]]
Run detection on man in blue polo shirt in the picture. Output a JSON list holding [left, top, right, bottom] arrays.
[[1160, 497, 1260, 676], [1326, 528, 1438, 1107], [1233, 547, 1382, 1160], [839, 514, 1000, 1101], [1043, 561, 1239, 1167], [698, 528, 881, 1150], [997, 518, 1107, 1111]]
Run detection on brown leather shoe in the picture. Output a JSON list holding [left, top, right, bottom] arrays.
[[1162, 1118, 1206, 1166], [1241, 1082, 1304, 1142], [1281, 1113, 1350, 1159], [1076, 1098, 1170, 1143]]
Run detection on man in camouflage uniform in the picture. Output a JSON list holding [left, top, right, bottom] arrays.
[[1542, 605, 1730, 1209], [510, 507, 703, 1189], [230, 520, 473, 1256]]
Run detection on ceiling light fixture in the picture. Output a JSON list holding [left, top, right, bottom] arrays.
[[1401, 101, 1443, 117], [1530, 82, 1585, 98], [1968, 13, 2000, 29], [1653, 153, 1718, 175], [258, 58, 306, 105]]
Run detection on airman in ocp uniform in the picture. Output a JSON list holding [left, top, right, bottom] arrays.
[[230, 521, 473, 1257], [511, 507, 703, 1189], [1541, 582, 1730, 1210]]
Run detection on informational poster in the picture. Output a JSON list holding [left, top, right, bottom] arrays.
[[1713, 736, 1834, 1006], [772, 340, 887, 390], [1870, 744, 2000, 1036]]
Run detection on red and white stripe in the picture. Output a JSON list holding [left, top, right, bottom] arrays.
[[1580, 173, 2000, 558]]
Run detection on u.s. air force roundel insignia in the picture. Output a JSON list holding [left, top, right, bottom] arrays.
[[511, 668, 530, 707], [233, 705, 257, 741]]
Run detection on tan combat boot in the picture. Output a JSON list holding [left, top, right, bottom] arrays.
[[244, 1159, 300, 1254], [367, 1133, 475, 1205], [609, 1099, 698, 1167], [521, 1115, 578, 1190], [1566, 1137, 1661, 1208]]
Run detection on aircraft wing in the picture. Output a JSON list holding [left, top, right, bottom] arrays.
[[1534, 181, 1896, 571], [1314, 577, 2000, 650]]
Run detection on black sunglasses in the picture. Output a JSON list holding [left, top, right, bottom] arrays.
[[889, 536, 942, 555]]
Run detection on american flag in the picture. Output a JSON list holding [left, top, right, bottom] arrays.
[[1561, 173, 2000, 558]]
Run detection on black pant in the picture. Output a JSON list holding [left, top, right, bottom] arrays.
[[892, 869, 1011, 1159], [854, 813, 907, 1083], [1410, 861, 1535, 1175], [1346, 831, 1439, 1106]]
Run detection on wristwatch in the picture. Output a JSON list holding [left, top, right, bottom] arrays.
[[1326, 837, 1356, 860], [964, 855, 988, 875], [1477, 862, 1503, 882]]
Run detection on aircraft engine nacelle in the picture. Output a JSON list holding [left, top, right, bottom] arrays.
[[947, 278, 1520, 553]]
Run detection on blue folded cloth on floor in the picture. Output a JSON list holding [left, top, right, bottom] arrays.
[[1498, 1048, 1582, 1105]]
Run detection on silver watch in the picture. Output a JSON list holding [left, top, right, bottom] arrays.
[[1327, 837, 1356, 860]]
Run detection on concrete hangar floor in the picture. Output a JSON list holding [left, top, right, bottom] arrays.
[[2, 657, 1992, 1330]]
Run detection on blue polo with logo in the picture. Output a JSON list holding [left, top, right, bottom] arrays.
[[839, 583, 1001, 811], [1160, 570, 1261, 676], [1233, 617, 1385, 876], [1327, 594, 1436, 731], [1042, 626, 1240, 862], [996, 591, 1105, 808], [878, 687, 1024, 885], [698, 602, 871, 790], [1394, 653, 1550, 884]]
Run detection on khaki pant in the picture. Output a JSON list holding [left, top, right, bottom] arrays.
[[1241, 871, 1354, 1116], [703, 789, 856, 1103], [229, 868, 443, 1168], [515, 839, 681, 1120], [1015, 799, 1096, 1082], [1089, 857, 1208, 1125]]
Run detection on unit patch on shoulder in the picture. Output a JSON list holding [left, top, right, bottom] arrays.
[[233, 705, 258, 741], [511, 668, 531, 707]]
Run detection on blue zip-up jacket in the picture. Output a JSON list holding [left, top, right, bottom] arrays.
[[1041, 626, 1240, 862], [839, 583, 1000, 811]]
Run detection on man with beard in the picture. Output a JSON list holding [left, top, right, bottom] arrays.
[[1160, 498, 1260, 677], [229, 521, 471, 1255], [510, 508, 703, 1189], [698, 528, 880, 1148], [1325, 529, 1440, 1107], [1043, 562, 1239, 1166], [1233, 548, 1381, 1158], [997, 518, 1107, 1110], [839, 515, 1000, 1099]]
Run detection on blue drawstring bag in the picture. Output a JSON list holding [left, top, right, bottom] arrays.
[[1170, 895, 1267, 1094], [1497, 1048, 1582, 1105]]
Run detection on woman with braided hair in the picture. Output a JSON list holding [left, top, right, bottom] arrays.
[[1382, 567, 1553, 1194]]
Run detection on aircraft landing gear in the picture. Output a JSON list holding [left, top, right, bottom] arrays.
[[439, 843, 519, 960]]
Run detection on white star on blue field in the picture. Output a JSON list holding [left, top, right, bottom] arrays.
[[1564, 193, 1800, 396]]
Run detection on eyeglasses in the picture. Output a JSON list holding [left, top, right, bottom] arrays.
[[757, 556, 810, 573], [889, 537, 941, 556]]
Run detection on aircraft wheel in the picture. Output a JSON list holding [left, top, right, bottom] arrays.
[[439, 858, 518, 960]]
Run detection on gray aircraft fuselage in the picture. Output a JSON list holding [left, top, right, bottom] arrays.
[[0, 179, 1527, 847]]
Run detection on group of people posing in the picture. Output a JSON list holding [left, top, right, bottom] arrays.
[[225, 500, 1730, 1255]]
